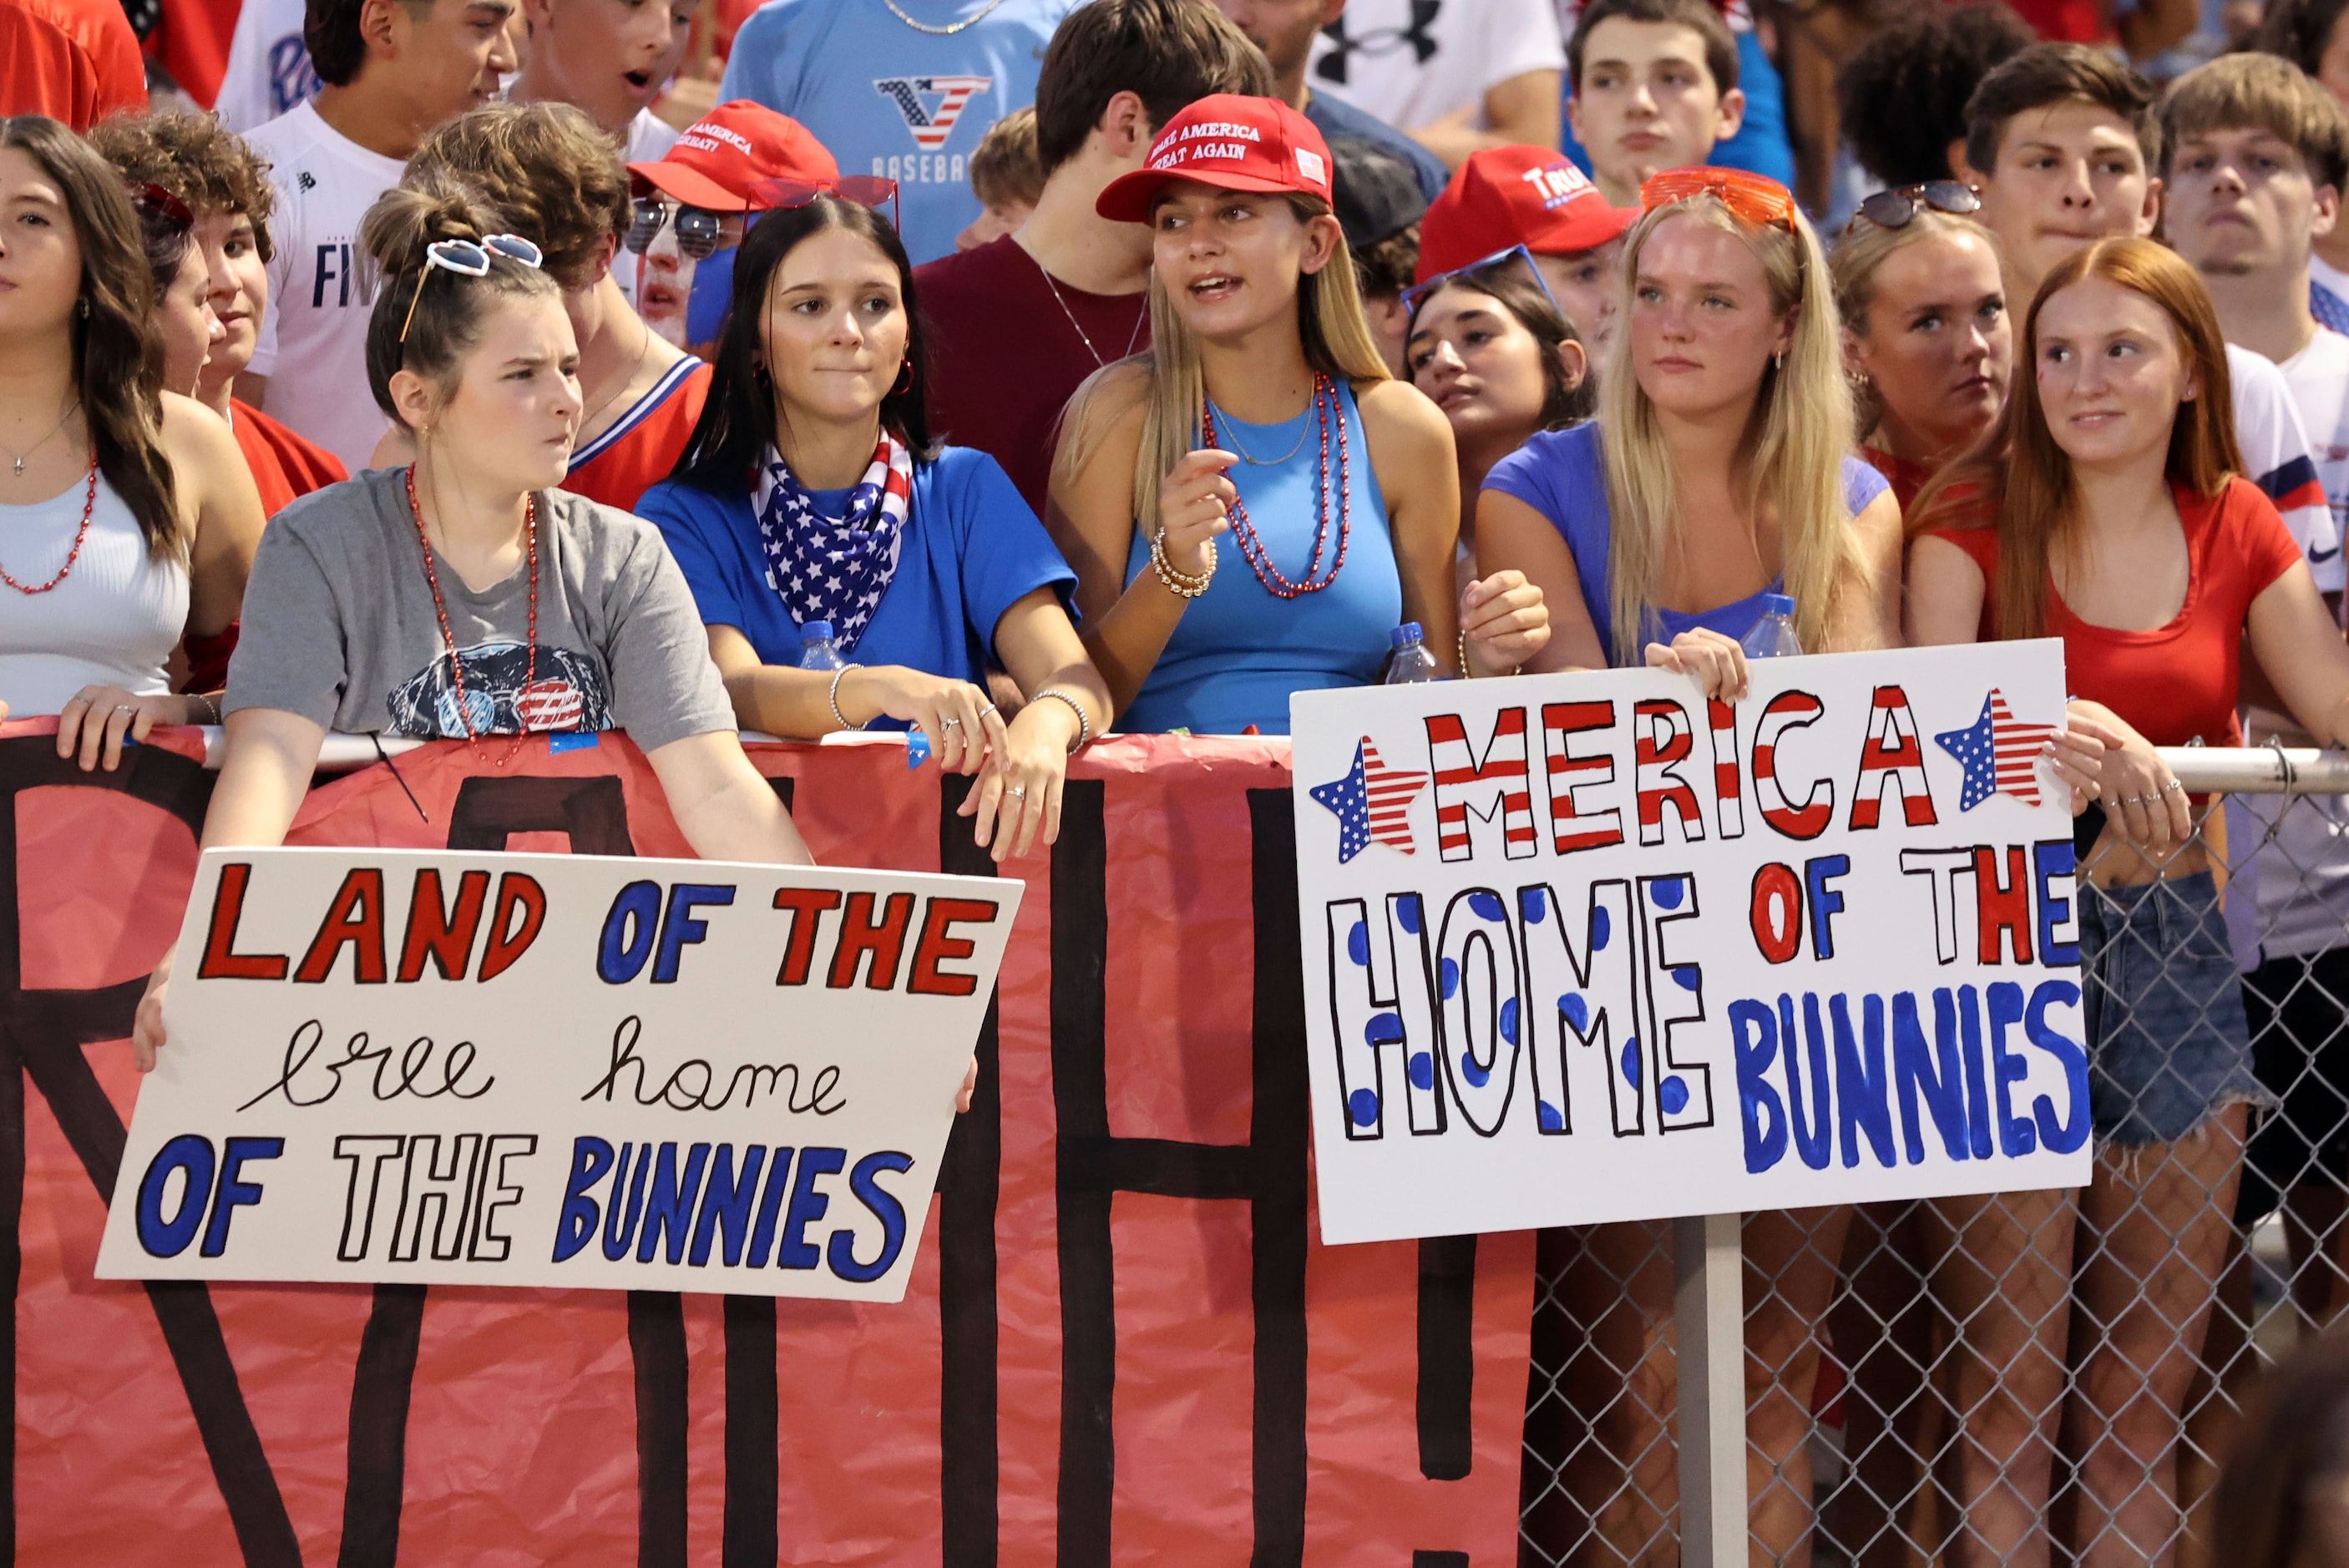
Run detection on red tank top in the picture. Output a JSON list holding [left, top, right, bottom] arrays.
[[564, 359, 711, 514], [1923, 476, 2304, 748]]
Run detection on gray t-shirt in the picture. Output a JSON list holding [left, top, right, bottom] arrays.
[[227, 468, 735, 752]]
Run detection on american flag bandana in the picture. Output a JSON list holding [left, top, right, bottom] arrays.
[[752, 434, 914, 655]]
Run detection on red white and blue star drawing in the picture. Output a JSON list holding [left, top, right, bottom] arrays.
[[1934, 689, 2059, 810], [1310, 737, 1429, 862]]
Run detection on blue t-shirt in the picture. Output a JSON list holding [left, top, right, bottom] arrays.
[[1483, 421, 1886, 660], [1561, 29, 1795, 194], [718, 0, 1071, 265], [638, 445, 1076, 701], [1305, 90, 1450, 207], [1118, 380, 1402, 736]]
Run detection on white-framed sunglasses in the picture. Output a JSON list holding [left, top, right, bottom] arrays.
[[398, 233, 546, 345]]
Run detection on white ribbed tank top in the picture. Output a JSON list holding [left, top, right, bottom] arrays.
[[0, 468, 188, 715]]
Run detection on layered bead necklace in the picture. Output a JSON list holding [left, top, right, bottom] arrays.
[[405, 463, 539, 767], [1198, 373, 1350, 599]]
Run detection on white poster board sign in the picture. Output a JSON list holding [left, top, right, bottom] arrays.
[[98, 848, 1018, 1302], [1292, 642, 2090, 1245]]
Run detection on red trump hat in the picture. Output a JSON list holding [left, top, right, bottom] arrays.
[[1096, 94, 1334, 224], [1415, 146, 1638, 282], [628, 101, 839, 213]]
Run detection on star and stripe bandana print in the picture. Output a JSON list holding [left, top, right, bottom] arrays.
[[1934, 688, 2058, 810], [1311, 737, 1430, 862], [753, 434, 914, 655]]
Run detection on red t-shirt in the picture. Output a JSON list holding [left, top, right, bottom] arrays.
[[564, 359, 711, 515], [914, 235, 1151, 520], [231, 397, 347, 518], [1924, 475, 2303, 748], [1, 0, 144, 129], [1859, 444, 1933, 518]]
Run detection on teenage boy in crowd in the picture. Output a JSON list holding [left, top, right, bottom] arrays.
[[506, 0, 697, 162], [2161, 50, 2349, 1359], [1212, 0, 1447, 202], [1303, 0, 1564, 169], [1414, 144, 1636, 355], [914, 0, 1268, 515], [2250, 0, 2349, 331], [717, 0, 1064, 263], [237, 0, 519, 471], [1960, 42, 2336, 568], [1565, 0, 1745, 208], [958, 104, 1043, 250], [1329, 133, 1431, 373]]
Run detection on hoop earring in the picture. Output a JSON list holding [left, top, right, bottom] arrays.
[[892, 360, 915, 397], [1773, 350, 1785, 373], [77, 297, 89, 319]]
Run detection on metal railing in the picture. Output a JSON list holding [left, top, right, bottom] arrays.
[[1519, 746, 2349, 1567]]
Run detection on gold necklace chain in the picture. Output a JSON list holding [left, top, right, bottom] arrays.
[[577, 320, 654, 440], [878, 0, 1010, 35], [1207, 394, 1316, 467], [1028, 246, 1144, 368]]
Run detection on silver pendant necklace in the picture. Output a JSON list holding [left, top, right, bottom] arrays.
[[3, 399, 79, 479]]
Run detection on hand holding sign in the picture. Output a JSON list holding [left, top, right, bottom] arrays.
[[1292, 640, 2089, 1243]]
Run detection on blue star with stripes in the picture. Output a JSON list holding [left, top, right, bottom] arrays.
[[1309, 737, 1427, 862]]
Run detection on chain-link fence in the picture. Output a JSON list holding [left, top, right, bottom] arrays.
[[1519, 741, 2349, 1566]]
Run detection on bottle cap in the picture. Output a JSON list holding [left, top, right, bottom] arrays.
[[1761, 594, 1795, 616], [800, 620, 834, 642], [1390, 621, 1424, 647]]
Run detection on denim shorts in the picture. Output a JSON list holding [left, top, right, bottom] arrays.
[[2079, 871, 2266, 1148]]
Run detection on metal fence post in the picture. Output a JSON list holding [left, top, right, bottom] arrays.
[[1675, 1211, 1744, 1568]]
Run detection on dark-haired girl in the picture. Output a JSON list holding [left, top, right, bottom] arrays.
[[0, 116, 263, 771], [130, 175, 815, 1067], [1405, 263, 1592, 570], [1910, 236, 2349, 1564], [637, 186, 1109, 864]]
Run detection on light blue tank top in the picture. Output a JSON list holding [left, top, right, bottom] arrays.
[[1119, 379, 1401, 735]]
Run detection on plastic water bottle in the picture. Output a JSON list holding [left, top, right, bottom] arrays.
[[1740, 594, 1802, 660], [797, 620, 849, 671], [1385, 622, 1445, 683]]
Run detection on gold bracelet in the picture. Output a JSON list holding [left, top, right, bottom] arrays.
[[1150, 529, 1214, 599], [1458, 628, 1470, 679]]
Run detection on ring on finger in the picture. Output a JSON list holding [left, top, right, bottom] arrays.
[[1007, 785, 1028, 799], [2160, 780, 2184, 794], [114, 705, 136, 716], [942, 716, 963, 730]]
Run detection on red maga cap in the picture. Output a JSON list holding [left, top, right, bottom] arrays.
[[628, 101, 840, 213], [1415, 146, 1638, 282], [1096, 94, 1334, 224]]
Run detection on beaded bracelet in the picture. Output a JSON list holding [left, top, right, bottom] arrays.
[[1030, 687, 1092, 751], [1150, 530, 1214, 599], [828, 664, 861, 733]]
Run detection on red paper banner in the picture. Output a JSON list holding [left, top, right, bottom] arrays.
[[3, 721, 1532, 1563]]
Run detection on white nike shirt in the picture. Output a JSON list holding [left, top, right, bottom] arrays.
[[243, 103, 407, 474], [2230, 342, 2340, 590]]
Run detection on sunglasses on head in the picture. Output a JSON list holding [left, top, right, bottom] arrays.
[[625, 196, 729, 260], [128, 181, 194, 230], [1400, 242, 1565, 321], [747, 175, 902, 233], [398, 232, 544, 345], [1639, 167, 1797, 230], [1846, 180, 1982, 235]]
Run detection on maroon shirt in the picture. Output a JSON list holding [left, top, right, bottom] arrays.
[[914, 235, 1151, 519]]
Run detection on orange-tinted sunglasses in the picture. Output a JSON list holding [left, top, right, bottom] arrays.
[[1638, 166, 1796, 230]]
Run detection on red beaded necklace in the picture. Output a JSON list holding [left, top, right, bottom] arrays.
[[1198, 374, 1350, 599], [404, 463, 537, 767], [0, 454, 100, 596]]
